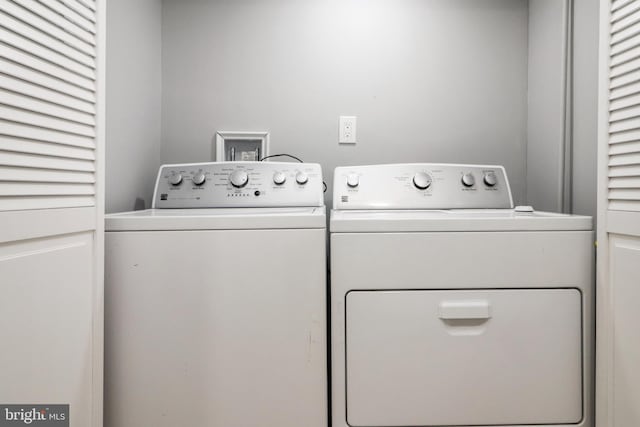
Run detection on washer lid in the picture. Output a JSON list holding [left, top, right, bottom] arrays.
[[330, 209, 592, 232], [106, 207, 326, 231]]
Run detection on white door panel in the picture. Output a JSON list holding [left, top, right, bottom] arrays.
[[610, 236, 640, 425], [597, 1, 640, 425], [346, 289, 582, 427], [0, 232, 94, 425]]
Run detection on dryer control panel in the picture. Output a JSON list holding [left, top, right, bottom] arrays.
[[153, 162, 324, 208], [333, 163, 513, 210]]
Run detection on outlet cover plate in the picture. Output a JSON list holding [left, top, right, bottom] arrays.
[[339, 116, 357, 144]]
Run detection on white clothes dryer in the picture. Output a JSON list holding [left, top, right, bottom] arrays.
[[330, 163, 594, 427], [105, 162, 327, 427]]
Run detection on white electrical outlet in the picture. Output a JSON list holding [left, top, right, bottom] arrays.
[[339, 116, 357, 144]]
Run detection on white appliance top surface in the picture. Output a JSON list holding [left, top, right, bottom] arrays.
[[330, 209, 592, 232], [106, 207, 326, 231]]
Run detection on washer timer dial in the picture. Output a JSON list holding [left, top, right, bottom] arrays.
[[229, 170, 249, 188], [413, 172, 432, 190]]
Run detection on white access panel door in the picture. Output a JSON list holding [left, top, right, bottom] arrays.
[[346, 289, 582, 427]]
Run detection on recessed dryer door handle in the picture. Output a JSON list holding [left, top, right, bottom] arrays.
[[438, 300, 491, 320]]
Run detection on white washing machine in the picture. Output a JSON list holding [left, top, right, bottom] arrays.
[[330, 164, 594, 427], [105, 162, 327, 427]]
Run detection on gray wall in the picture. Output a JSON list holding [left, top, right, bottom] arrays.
[[572, 0, 598, 219], [105, 0, 598, 215], [525, 0, 599, 219], [526, 0, 566, 212], [161, 0, 530, 205], [106, 0, 163, 213]]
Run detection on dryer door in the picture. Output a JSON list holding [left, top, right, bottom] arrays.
[[346, 289, 582, 426]]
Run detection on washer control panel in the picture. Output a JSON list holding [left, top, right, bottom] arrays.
[[333, 163, 513, 210], [153, 162, 324, 208]]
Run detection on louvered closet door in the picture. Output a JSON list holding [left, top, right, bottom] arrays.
[[0, 0, 97, 210], [597, 1, 640, 426], [0, 1, 104, 426]]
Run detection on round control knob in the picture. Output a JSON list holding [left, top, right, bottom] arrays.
[[413, 172, 432, 190], [483, 172, 497, 187], [229, 170, 249, 188], [273, 172, 286, 185], [346, 174, 359, 188], [296, 171, 309, 185], [192, 172, 206, 186], [461, 173, 476, 187], [169, 173, 183, 186]]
